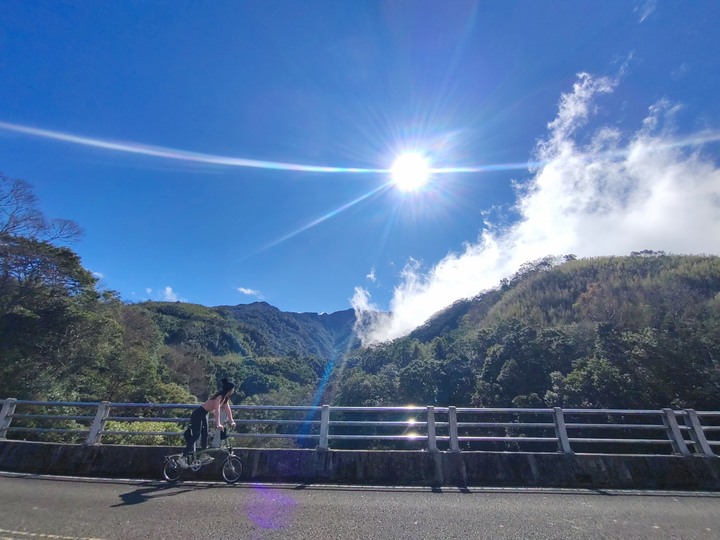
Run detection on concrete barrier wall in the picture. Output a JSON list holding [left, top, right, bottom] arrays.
[[1, 441, 719, 489]]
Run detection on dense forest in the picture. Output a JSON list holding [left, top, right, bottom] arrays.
[[2, 173, 720, 410], [337, 253, 720, 410]]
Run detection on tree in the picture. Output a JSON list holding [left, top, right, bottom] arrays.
[[0, 173, 81, 242], [399, 357, 443, 404], [0, 235, 96, 314], [546, 357, 633, 408], [476, 320, 573, 406], [334, 368, 399, 407], [0, 236, 111, 399], [0, 175, 111, 400]]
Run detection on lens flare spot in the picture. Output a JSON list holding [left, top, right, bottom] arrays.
[[247, 485, 298, 529]]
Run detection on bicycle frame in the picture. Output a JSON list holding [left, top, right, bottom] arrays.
[[186, 426, 233, 459], [163, 425, 243, 483], [188, 440, 234, 463]]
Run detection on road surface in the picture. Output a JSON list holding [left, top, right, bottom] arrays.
[[1, 472, 719, 539]]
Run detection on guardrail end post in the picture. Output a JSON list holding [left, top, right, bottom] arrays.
[[0, 398, 18, 439], [449, 406, 460, 452], [426, 406, 438, 453], [553, 407, 573, 455], [684, 409, 715, 457], [662, 408, 690, 456], [85, 401, 111, 445], [318, 404, 330, 451]]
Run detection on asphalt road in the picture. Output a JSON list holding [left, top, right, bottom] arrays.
[[1, 473, 719, 539]]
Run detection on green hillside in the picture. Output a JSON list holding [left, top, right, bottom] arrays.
[[335, 254, 720, 410], [217, 302, 358, 357], [136, 300, 357, 403]]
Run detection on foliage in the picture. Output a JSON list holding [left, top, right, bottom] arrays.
[[0, 234, 115, 400], [101, 421, 182, 446], [217, 302, 357, 358], [335, 254, 720, 410]]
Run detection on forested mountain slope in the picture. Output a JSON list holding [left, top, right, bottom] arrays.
[[217, 302, 357, 357], [335, 254, 720, 410], [136, 301, 358, 405]]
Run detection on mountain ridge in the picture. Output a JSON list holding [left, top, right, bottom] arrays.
[[215, 301, 359, 358]]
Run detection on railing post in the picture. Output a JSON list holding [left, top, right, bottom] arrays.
[[553, 407, 573, 454], [86, 401, 111, 445], [684, 409, 715, 457], [448, 406, 460, 452], [662, 408, 690, 456], [318, 404, 330, 451], [0, 398, 17, 439], [426, 406, 438, 453]]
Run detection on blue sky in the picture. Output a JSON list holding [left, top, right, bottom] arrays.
[[1, 1, 719, 342]]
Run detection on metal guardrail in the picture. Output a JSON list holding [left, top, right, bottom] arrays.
[[0, 398, 717, 456]]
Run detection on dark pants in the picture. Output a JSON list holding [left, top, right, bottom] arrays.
[[184, 406, 208, 456]]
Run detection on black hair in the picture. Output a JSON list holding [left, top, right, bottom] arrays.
[[211, 378, 235, 403]]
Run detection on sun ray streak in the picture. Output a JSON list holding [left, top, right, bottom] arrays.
[[255, 182, 393, 253], [0, 121, 384, 174]]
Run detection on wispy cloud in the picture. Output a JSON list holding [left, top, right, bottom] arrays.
[[635, 0, 657, 23], [353, 72, 720, 345], [366, 268, 377, 282], [237, 287, 263, 299]]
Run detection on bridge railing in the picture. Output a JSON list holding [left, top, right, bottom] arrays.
[[0, 398, 716, 456]]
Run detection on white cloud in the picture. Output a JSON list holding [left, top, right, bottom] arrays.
[[635, 0, 657, 23], [237, 287, 263, 298], [161, 286, 181, 302], [91, 271, 105, 279], [353, 72, 720, 345], [144, 286, 185, 302], [366, 268, 377, 282]]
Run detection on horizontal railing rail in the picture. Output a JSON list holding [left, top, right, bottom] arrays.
[[0, 398, 717, 457]]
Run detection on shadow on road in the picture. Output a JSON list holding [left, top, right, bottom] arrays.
[[111, 481, 229, 507]]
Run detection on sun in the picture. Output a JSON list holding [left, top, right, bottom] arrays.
[[390, 153, 431, 192]]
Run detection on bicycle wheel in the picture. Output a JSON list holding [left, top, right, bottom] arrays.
[[221, 455, 242, 484], [163, 456, 183, 482]]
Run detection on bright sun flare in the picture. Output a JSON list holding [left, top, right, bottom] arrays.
[[390, 153, 431, 192]]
